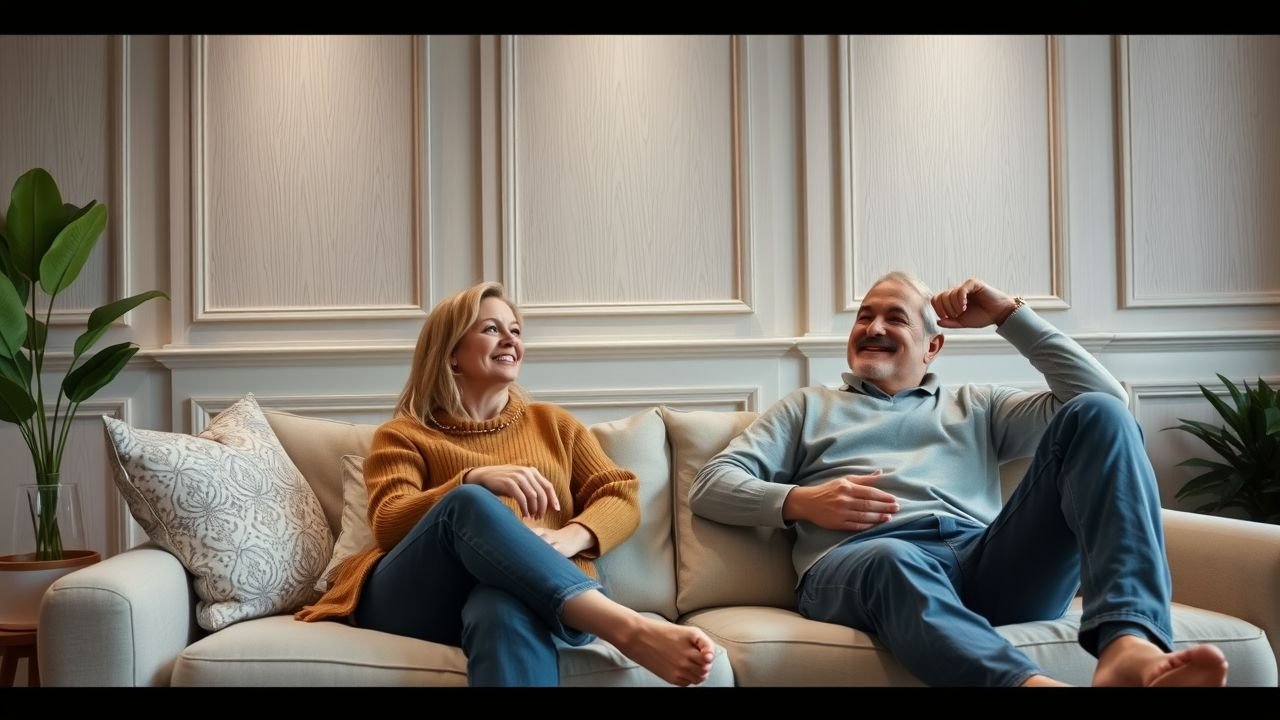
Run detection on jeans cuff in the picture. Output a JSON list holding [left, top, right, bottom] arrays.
[[550, 579, 603, 646], [1079, 612, 1173, 656]]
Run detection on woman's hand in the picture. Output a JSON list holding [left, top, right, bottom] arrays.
[[531, 523, 596, 558], [463, 465, 560, 519]]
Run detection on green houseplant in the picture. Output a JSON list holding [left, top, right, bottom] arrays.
[[1165, 374, 1280, 524], [0, 167, 167, 561]]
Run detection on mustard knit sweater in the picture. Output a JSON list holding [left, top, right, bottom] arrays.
[[296, 394, 639, 623]]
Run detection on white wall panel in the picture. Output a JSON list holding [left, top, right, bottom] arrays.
[[193, 35, 427, 320], [1118, 35, 1280, 307], [502, 35, 750, 315], [841, 35, 1066, 310]]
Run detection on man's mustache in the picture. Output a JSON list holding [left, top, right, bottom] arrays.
[[857, 337, 897, 352]]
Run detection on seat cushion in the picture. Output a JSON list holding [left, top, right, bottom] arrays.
[[172, 612, 734, 686], [684, 599, 1277, 686]]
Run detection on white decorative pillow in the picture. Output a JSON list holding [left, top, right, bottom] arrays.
[[103, 394, 334, 632], [314, 454, 376, 593]]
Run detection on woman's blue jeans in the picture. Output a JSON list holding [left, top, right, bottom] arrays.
[[353, 484, 601, 686], [797, 393, 1173, 686]]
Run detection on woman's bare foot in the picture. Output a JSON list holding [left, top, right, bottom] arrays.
[[1093, 635, 1228, 687], [610, 616, 717, 686], [561, 589, 717, 686]]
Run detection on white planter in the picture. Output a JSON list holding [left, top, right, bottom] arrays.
[[0, 550, 100, 630]]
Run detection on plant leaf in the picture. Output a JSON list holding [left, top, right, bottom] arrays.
[[1267, 407, 1280, 437], [0, 373, 35, 423], [1199, 384, 1251, 450], [62, 341, 137, 403], [1168, 420, 1247, 465], [5, 168, 65, 282], [0, 273, 28, 358], [74, 290, 168, 359], [1175, 467, 1233, 499], [0, 232, 30, 304], [39, 201, 105, 296], [22, 314, 46, 353], [1192, 500, 1223, 514], [1218, 373, 1247, 417], [1175, 457, 1235, 471], [0, 350, 31, 387]]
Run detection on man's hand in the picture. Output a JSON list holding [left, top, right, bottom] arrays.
[[782, 471, 900, 532], [531, 523, 596, 558], [931, 278, 1019, 329]]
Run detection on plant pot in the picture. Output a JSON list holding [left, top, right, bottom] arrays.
[[0, 550, 100, 630], [0, 483, 99, 629]]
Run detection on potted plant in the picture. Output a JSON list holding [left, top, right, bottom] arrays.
[[1165, 374, 1280, 524], [0, 167, 168, 629]]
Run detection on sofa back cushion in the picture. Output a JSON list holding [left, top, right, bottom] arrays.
[[662, 407, 798, 616], [264, 410, 376, 536], [589, 408, 677, 621]]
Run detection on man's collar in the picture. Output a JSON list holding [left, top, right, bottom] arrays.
[[840, 372, 940, 398]]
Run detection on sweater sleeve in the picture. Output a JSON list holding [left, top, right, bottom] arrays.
[[989, 307, 1129, 461], [364, 423, 468, 551], [559, 414, 640, 559], [689, 389, 808, 528]]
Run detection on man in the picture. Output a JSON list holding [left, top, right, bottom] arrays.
[[690, 272, 1228, 687]]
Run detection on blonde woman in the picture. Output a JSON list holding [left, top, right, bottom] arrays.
[[297, 282, 715, 686]]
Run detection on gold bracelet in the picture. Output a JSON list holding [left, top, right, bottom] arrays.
[[999, 296, 1025, 325]]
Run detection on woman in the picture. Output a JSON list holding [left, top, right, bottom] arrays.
[[296, 282, 716, 686]]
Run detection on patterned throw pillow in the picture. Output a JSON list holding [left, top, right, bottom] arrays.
[[314, 454, 376, 593], [103, 394, 334, 631]]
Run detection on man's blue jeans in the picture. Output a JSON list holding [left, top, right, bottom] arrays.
[[353, 484, 601, 686], [797, 393, 1173, 686]]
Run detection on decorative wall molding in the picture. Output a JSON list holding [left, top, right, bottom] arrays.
[[837, 35, 1069, 313], [499, 35, 755, 316], [1125, 377, 1280, 419], [44, 35, 131, 326], [532, 386, 760, 413], [1115, 35, 1280, 308], [189, 393, 398, 434], [188, 35, 431, 322]]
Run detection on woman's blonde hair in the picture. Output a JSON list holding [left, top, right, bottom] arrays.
[[395, 281, 526, 422]]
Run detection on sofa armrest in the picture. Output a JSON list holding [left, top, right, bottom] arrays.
[[38, 543, 199, 686], [1163, 509, 1280, 666]]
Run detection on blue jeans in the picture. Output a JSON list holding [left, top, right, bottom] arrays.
[[352, 484, 601, 686], [797, 393, 1173, 686]]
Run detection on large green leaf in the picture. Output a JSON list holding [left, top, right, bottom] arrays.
[[22, 314, 46, 353], [39, 201, 106, 296], [0, 274, 28, 358], [1218, 374, 1247, 417], [5, 168, 65, 282], [1175, 467, 1233, 500], [62, 341, 137, 403], [1267, 407, 1280, 437], [0, 350, 31, 387], [0, 374, 35, 423], [0, 232, 30, 304], [74, 290, 168, 359], [1168, 420, 1246, 465]]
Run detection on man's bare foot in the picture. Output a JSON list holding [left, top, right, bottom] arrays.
[[1093, 635, 1228, 687], [611, 617, 716, 686]]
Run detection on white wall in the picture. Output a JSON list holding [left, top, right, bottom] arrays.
[[1, 34, 1277, 557]]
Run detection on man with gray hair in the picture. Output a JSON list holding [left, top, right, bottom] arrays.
[[690, 272, 1228, 687]]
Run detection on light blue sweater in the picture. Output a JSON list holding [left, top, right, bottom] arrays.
[[689, 308, 1127, 581]]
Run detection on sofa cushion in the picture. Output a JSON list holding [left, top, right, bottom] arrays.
[[314, 455, 376, 593], [683, 599, 1278, 686], [662, 407, 798, 615], [171, 613, 734, 687], [263, 410, 376, 536], [589, 407, 677, 620], [104, 395, 333, 632]]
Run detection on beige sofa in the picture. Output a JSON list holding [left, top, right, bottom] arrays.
[[39, 406, 1280, 686]]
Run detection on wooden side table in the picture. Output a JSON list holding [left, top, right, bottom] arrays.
[[0, 628, 39, 687]]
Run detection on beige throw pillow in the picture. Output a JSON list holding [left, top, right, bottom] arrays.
[[314, 455, 376, 593], [662, 407, 798, 615], [104, 394, 334, 631]]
